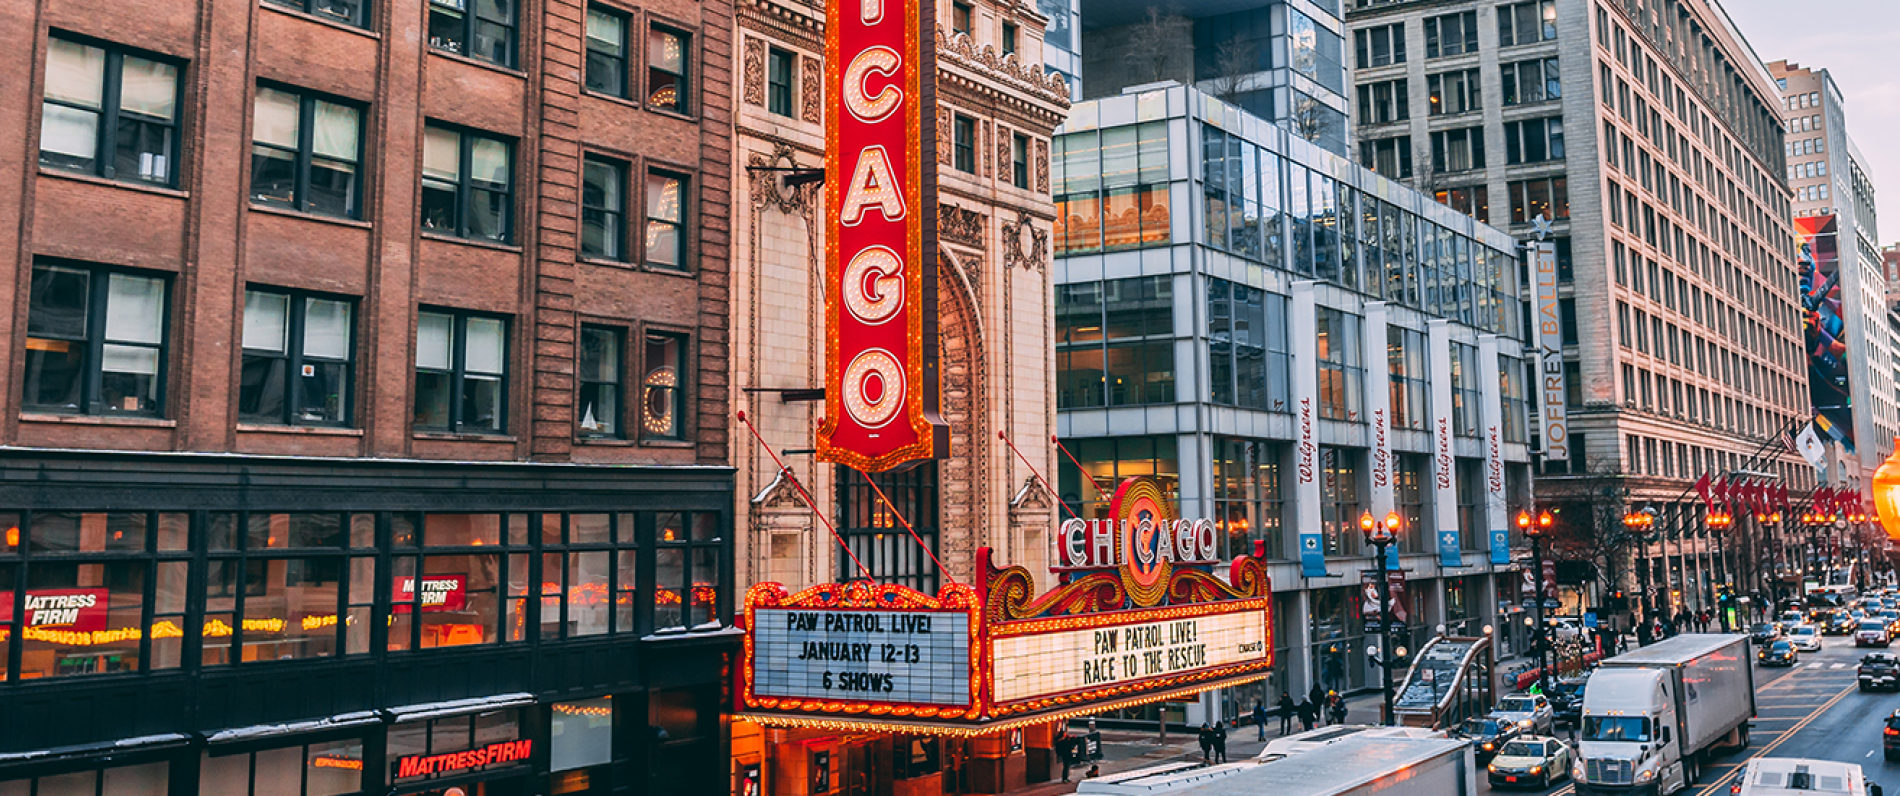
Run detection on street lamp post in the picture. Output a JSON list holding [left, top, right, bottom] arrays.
[[1519, 509, 1554, 695], [1360, 510, 1402, 726]]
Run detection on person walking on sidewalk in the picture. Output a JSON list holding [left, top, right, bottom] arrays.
[[1297, 697, 1318, 731], [1252, 700, 1269, 741], [1326, 691, 1347, 725], [1213, 721, 1229, 763], [1197, 723, 1213, 763], [1276, 692, 1296, 735]]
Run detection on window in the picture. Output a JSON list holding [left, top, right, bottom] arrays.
[[537, 514, 620, 638], [1056, 435, 1178, 519], [1054, 124, 1172, 255], [580, 155, 626, 260], [1002, 21, 1018, 56], [584, 7, 629, 98], [642, 332, 686, 440], [1450, 341, 1481, 436], [202, 512, 368, 663], [1011, 132, 1030, 189], [388, 710, 527, 786], [1427, 69, 1480, 115], [39, 36, 180, 186], [266, 0, 368, 26], [428, 0, 516, 67], [1211, 438, 1285, 560], [652, 512, 722, 629], [1388, 325, 1428, 430], [1360, 137, 1412, 179], [414, 309, 508, 434], [766, 46, 794, 116], [240, 288, 353, 427], [1319, 447, 1363, 555], [1056, 277, 1174, 408], [1500, 356, 1528, 443], [577, 326, 622, 439], [1354, 24, 1406, 67], [1509, 177, 1569, 223], [199, 739, 367, 796], [647, 27, 689, 113], [1430, 127, 1485, 172], [953, 114, 976, 173], [1356, 79, 1409, 124], [1424, 12, 1478, 59], [1497, 0, 1557, 47], [1207, 278, 1290, 412], [1315, 308, 1363, 422], [1503, 117, 1565, 164], [421, 125, 513, 243], [24, 263, 168, 417], [6, 511, 188, 680], [1434, 184, 1488, 219], [952, 1, 973, 35], [250, 86, 362, 218], [1502, 57, 1560, 105], [644, 170, 687, 269], [837, 468, 938, 592]]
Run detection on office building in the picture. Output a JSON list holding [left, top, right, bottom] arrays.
[[1344, 0, 1811, 622], [0, 0, 740, 791], [1053, 83, 1534, 726]]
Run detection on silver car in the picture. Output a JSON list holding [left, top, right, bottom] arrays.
[[1490, 694, 1554, 735], [1788, 623, 1824, 652]]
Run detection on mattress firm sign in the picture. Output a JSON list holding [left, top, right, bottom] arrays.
[[751, 609, 972, 706], [991, 609, 1268, 703]]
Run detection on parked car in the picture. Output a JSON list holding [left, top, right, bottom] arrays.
[[1760, 639, 1799, 667], [1858, 620, 1892, 647], [1489, 694, 1555, 735], [1788, 624, 1824, 652], [1457, 718, 1523, 764], [1860, 653, 1900, 691], [1750, 622, 1783, 645], [1486, 736, 1572, 790]]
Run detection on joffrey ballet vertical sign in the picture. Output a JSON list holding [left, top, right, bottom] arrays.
[[817, 0, 950, 471]]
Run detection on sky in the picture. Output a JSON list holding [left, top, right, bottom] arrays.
[[1721, 0, 1900, 244]]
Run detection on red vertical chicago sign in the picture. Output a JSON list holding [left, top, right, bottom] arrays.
[[816, 0, 949, 471]]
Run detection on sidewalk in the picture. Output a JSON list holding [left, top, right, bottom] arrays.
[[1010, 691, 1388, 796]]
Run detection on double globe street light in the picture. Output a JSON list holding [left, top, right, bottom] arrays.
[[1517, 509, 1554, 696], [1359, 509, 1404, 725]]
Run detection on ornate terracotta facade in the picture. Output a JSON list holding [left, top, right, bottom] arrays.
[[731, 0, 1069, 593]]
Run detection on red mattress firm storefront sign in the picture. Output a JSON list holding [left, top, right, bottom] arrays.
[[816, 0, 947, 472], [0, 589, 110, 632], [392, 575, 467, 613]]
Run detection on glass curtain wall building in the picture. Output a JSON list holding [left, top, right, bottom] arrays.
[[1054, 84, 1534, 726]]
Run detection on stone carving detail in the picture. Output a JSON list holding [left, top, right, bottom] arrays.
[[937, 108, 953, 165], [939, 205, 986, 250], [747, 142, 819, 216], [980, 121, 991, 177], [743, 38, 766, 107], [996, 124, 1013, 183], [1034, 138, 1049, 193], [1001, 212, 1048, 271], [934, 28, 1072, 106], [801, 55, 822, 123]]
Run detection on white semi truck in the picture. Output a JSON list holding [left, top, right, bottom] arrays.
[[1076, 731, 1475, 796], [1572, 634, 1755, 795]]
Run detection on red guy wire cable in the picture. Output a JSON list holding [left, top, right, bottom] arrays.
[[1053, 435, 1109, 498], [734, 410, 871, 580], [998, 431, 1082, 521]]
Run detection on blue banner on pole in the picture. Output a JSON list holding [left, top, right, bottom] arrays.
[[1437, 528, 1463, 568], [1300, 531, 1327, 577], [1489, 529, 1510, 565], [1386, 542, 1401, 571]]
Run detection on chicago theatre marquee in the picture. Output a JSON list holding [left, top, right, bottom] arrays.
[[733, 477, 1274, 795]]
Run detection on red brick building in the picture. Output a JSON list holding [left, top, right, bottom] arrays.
[[0, 0, 741, 790]]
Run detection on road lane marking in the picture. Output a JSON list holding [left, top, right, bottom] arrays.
[[1693, 680, 1858, 795]]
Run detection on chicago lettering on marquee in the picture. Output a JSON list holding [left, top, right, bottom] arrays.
[[817, 0, 949, 471]]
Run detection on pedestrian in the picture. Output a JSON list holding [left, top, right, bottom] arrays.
[[1253, 700, 1269, 741], [1197, 722, 1213, 763], [1309, 682, 1325, 712], [1058, 734, 1076, 783], [1298, 698, 1318, 731], [1327, 691, 1347, 725], [1277, 692, 1296, 735], [1213, 721, 1229, 763]]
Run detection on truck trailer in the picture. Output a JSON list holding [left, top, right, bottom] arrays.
[[1077, 734, 1476, 796], [1572, 634, 1755, 795]]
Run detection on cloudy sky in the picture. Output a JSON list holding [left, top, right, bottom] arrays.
[[1721, 0, 1898, 243]]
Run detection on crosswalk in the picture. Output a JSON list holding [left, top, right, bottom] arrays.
[[1800, 662, 1851, 669]]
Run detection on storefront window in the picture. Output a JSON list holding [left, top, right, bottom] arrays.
[[652, 512, 721, 631], [387, 709, 529, 788], [1055, 435, 1180, 519], [3, 761, 169, 796], [551, 697, 613, 772], [202, 513, 361, 665], [392, 553, 502, 649], [1211, 437, 1284, 560], [200, 739, 365, 796], [9, 511, 188, 680], [1319, 447, 1363, 557]]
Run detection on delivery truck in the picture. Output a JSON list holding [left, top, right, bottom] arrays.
[[1076, 734, 1476, 796], [1572, 634, 1755, 795]]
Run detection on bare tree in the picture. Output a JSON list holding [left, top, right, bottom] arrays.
[[1288, 94, 1336, 148], [1537, 462, 1646, 626], [1124, 7, 1191, 85], [1205, 34, 1259, 106]]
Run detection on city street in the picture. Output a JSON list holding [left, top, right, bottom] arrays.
[[1489, 633, 1895, 796]]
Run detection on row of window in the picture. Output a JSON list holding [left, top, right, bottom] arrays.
[[0, 511, 724, 682], [40, 30, 694, 260], [24, 262, 690, 440]]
